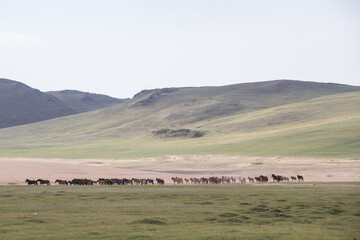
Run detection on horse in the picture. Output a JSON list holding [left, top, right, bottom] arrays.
[[190, 178, 201, 184], [272, 174, 280, 182], [201, 177, 209, 184], [184, 178, 190, 184], [25, 179, 38, 185], [209, 177, 222, 184], [231, 177, 237, 183], [123, 178, 133, 185], [222, 176, 231, 184], [272, 174, 285, 182], [297, 175, 304, 182], [69, 179, 80, 185], [248, 177, 254, 183], [156, 178, 165, 185], [238, 177, 246, 184], [104, 179, 113, 185], [171, 177, 183, 185], [84, 179, 95, 185], [55, 179, 68, 185], [259, 175, 268, 182], [111, 178, 123, 185], [97, 179, 107, 185], [146, 179, 154, 185], [283, 177, 289, 182], [132, 178, 142, 185], [291, 176, 297, 181], [37, 179, 50, 185]]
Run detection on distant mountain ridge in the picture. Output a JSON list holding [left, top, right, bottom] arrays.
[[0, 78, 125, 128], [1, 78, 359, 130]]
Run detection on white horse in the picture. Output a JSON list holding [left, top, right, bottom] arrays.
[[238, 176, 246, 184]]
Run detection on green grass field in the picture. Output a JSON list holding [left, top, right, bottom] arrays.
[[0, 184, 359, 240]]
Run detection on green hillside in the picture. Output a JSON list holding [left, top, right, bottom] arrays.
[[0, 80, 359, 158]]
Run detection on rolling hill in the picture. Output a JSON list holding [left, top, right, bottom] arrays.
[[0, 78, 76, 128], [47, 90, 128, 113], [0, 78, 125, 128], [0, 79, 359, 158]]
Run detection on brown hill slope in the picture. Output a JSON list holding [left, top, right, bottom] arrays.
[[0, 78, 127, 129], [0, 78, 76, 128]]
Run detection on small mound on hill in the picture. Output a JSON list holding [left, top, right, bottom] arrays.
[[153, 129, 205, 138]]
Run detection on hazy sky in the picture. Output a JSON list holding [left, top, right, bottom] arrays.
[[1, 0, 359, 98]]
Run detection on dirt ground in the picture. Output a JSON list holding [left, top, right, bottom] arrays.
[[0, 155, 359, 185]]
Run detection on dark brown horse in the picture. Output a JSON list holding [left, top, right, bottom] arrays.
[[209, 177, 222, 184], [132, 178, 142, 185], [37, 179, 50, 185], [171, 177, 183, 185], [259, 175, 268, 182], [97, 179, 107, 185], [55, 179, 68, 185], [111, 178, 124, 185]]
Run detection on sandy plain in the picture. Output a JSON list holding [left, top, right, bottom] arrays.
[[0, 155, 359, 185]]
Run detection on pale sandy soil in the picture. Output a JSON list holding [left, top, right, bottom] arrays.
[[0, 155, 359, 185]]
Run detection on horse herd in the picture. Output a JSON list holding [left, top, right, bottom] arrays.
[[25, 174, 304, 185]]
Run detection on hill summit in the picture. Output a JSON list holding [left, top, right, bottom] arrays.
[[0, 78, 125, 128]]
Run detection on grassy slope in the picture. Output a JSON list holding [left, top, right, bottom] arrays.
[[0, 185, 359, 240], [0, 91, 359, 158]]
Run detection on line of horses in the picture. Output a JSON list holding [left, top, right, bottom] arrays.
[[171, 174, 304, 184], [25, 179, 50, 185], [25, 175, 304, 185], [25, 178, 164, 185]]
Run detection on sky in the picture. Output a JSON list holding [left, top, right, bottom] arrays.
[[0, 0, 359, 98]]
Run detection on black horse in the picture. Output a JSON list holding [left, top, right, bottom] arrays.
[[156, 178, 165, 185], [272, 174, 280, 182], [297, 175, 304, 182], [25, 179, 38, 185], [146, 179, 154, 185]]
